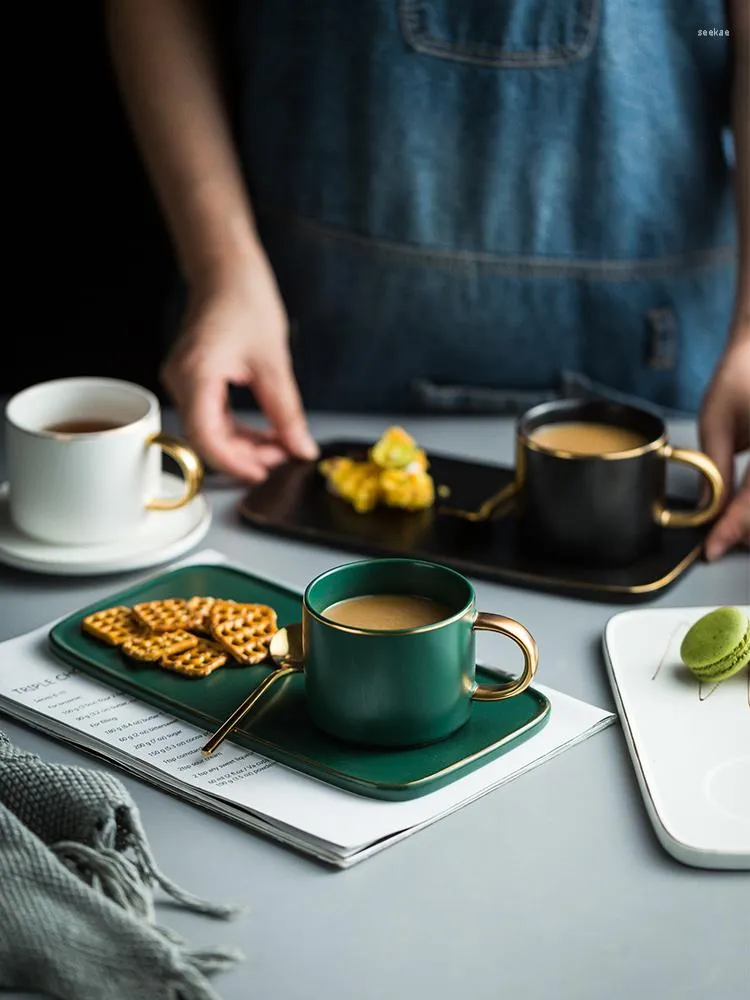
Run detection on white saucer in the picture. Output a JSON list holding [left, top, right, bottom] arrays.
[[0, 474, 211, 576]]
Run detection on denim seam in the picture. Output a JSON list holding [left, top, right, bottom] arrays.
[[256, 208, 737, 280], [398, 0, 601, 69]]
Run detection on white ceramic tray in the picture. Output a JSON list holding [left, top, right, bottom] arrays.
[[603, 605, 750, 870]]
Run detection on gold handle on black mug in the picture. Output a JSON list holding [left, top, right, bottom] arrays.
[[145, 432, 204, 511], [654, 444, 724, 529], [471, 613, 539, 701]]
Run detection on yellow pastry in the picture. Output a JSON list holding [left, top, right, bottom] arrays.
[[318, 427, 436, 514], [370, 426, 420, 470], [379, 467, 435, 511], [318, 457, 382, 513]]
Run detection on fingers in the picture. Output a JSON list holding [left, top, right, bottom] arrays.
[[232, 424, 287, 468], [251, 355, 319, 461], [699, 403, 735, 510], [704, 466, 750, 561], [699, 394, 749, 559], [159, 273, 314, 478], [173, 373, 271, 483]]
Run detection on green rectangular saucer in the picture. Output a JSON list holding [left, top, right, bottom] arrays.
[[48, 563, 551, 801]]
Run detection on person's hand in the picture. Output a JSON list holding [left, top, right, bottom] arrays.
[[699, 332, 750, 561], [161, 256, 319, 483]]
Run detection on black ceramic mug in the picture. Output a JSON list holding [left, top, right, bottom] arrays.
[[515, 399, 724, 566]]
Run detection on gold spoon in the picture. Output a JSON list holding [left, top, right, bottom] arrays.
[[438, 480, 518, 522], [201, 624, 303, 757]]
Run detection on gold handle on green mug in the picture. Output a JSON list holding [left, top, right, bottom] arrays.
[[145, 432, 204, 511], [654, 444, 724, 529], [471, 613, 539, 701]]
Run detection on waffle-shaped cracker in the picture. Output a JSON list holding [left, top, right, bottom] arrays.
[[160, 637, 228, 678], [185, 596, 217, 633], [121, 629, 198, 664], [82, 606, 146, 647], [133, 599, 193, 633], [209, 600, 277, 631], [209, 601, 278, 665]]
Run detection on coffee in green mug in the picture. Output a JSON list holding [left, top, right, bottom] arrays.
[[272, 558, 538, 747]]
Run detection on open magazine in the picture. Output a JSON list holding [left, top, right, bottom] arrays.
[[0, 550, 614, 868]]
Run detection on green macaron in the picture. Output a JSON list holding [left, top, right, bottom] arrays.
[[680, 606, 750, 683]]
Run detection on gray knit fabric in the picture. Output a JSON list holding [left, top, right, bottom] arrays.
[[0, 731, 243, 999]]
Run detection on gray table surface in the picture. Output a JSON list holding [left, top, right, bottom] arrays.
[[1, 412, 748, 1000]]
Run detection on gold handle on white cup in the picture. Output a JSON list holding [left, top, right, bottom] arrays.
[[654, 444, 725, 529], [145, 432, 204, 511]]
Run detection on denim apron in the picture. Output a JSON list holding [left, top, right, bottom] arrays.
[[220, 0, 736, 415]]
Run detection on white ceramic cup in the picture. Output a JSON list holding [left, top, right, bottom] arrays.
[[5, 377, 203, 545]]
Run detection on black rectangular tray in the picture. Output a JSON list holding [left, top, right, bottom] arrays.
[[238, 440, 706, 603]]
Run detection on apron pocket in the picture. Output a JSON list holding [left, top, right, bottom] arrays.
[[399, 0, 601, 68]]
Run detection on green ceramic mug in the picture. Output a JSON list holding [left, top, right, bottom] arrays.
[[272, 558, 538, 747]]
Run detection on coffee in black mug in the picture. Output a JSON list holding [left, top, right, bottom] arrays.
[[515, 399, 724, 566]]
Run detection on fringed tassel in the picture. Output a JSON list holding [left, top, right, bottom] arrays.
[[186, 948, 246, 975], [51, 817, 245, 991], [51, 840, 156, 922], [52, 803, 243, 921], [122, 807, 243, 919]]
